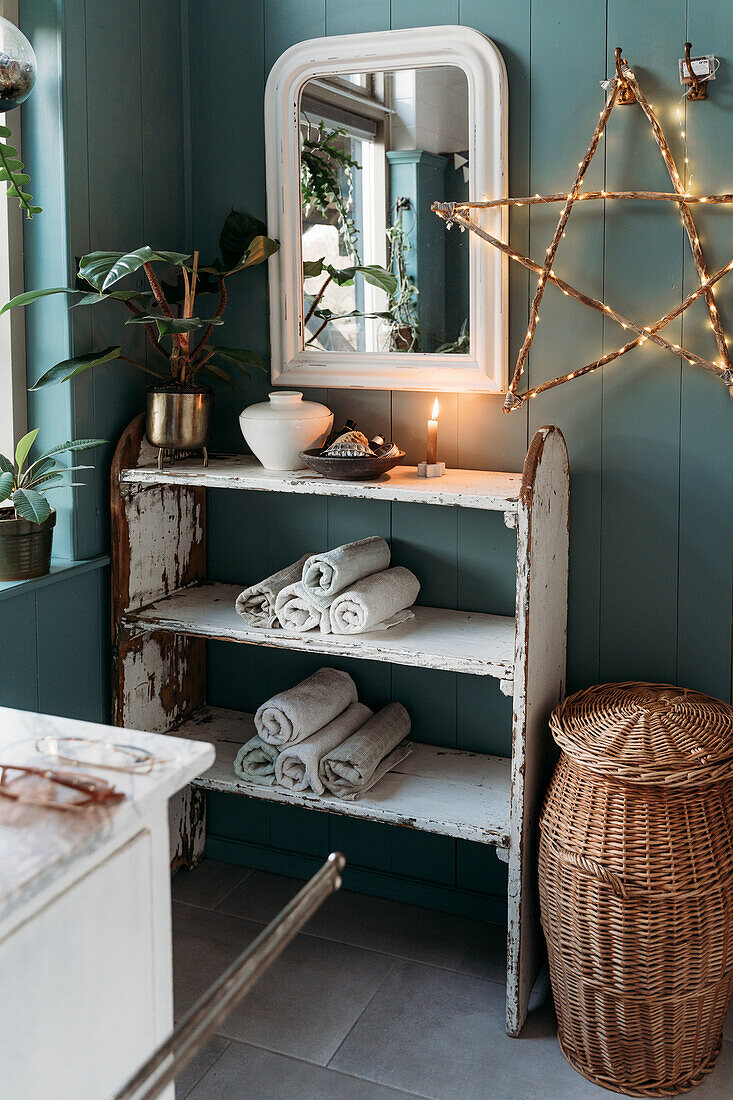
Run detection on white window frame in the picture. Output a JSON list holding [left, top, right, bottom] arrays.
[[265, 25, 508, 393], [0, 0, 27, 458]]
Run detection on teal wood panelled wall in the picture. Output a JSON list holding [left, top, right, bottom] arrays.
[[188, 0, 733, 917], [0, 1, 188, 725], [6, 1, 732, 918], [0, 563, 109, 721]]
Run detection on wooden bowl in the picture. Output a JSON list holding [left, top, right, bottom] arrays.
[[299, 448, 406, 481]]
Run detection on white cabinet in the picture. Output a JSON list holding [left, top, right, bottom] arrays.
[[0, 707, 213, 1100]]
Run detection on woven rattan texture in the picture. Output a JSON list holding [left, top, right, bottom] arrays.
[[549, 681, 733, 786], [540, 683, 733, 1096]]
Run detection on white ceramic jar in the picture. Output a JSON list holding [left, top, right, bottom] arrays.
[[239, 391, 333, 471]]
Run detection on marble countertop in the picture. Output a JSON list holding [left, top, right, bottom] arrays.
[[0, 707, 214, 926]]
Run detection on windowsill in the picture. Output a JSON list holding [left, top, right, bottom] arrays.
[[0, 554, 110, 602]]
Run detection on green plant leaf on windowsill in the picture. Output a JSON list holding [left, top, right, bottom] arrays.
[[11, 487, 52, 524], [0, 471, 13, 503]]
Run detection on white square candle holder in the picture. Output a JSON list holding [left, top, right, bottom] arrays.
[[417, 461, 446, 478]]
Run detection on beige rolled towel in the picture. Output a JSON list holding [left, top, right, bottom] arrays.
[[233, 735, 278, 786], [275, 701, 373, 795], [302, 536, 391, 610], [274, 581, 331, 634], [329, 567, 420, 634], [255, 667, 357, 747], [319, 701, 412, 800], [235, 553, 313, 628]]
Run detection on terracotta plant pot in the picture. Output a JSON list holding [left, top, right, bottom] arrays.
[[146, 384, 213, 453], [0, 508, 56, 581]]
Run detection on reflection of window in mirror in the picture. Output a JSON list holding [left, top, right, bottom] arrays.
[[299, 65, 470, 358]]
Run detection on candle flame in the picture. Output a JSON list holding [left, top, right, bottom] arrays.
[[431, 398, 440, 420]]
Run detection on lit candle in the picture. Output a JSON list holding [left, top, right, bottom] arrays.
[[426, 398, 439, 464]]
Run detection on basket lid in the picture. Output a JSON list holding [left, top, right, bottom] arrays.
[[550, 681, 733, 786]]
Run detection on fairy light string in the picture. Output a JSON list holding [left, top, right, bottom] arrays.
[[433, 58, 733, 412]]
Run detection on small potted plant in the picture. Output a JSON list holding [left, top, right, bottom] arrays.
[[2, 210, 278, 462], [0, 430, 104, 580]]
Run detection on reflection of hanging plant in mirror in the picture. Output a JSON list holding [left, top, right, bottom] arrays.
[[385, 199, 419, 353], [301, 121, 361, 261], [300, 119, 396, 349]]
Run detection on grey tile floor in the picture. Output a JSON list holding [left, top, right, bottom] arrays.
[[172, 860, 733, 1100]]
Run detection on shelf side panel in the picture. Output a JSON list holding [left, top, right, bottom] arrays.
[[111, 413, 207, 868], [506, 425, 569, 1036]]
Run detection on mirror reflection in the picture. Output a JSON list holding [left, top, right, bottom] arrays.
[[300, 66, 470, 355]]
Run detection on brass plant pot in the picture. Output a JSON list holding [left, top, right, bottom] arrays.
[[146, 386, 213, 459], [0, 508, 56, 581]]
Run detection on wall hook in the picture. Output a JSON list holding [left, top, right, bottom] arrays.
[[683, 42, 708, 100], [614, 48, 636, 105]]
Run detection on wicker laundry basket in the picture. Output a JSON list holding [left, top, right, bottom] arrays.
[[539, 681, 733, 1097]]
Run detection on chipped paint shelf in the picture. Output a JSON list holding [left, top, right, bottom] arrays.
[[173, 706, 512, 846], [119, 456, 523, 514], [124, 582, 517, 679]]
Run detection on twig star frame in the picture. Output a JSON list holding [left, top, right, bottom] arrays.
[[433, 52, 733, 413]]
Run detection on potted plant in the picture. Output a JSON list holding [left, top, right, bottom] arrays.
[[0, 430, 104, 580], [2, 210, 278, 461]]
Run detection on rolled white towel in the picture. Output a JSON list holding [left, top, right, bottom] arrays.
[[275, 701, 374, 795], [235, 553, 313, 628], [302, 536, 391, 610], [329, 566, 420, 635], [255, 667, 357, 747], [274, 581, 331, 634], [319, 702, 412, 800], [233, 735, 279, 786]]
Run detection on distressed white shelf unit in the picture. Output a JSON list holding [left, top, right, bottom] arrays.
[[111, 416, 569, 1037]]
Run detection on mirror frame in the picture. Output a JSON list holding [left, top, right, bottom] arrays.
[[265, 26, 508, 393]]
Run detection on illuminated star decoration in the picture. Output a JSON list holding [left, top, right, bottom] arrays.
[[432, 51, 733, 414]]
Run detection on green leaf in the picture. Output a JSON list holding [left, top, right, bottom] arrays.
[[33, 439, 106, 462], [30, 348, 122, 389], [74, 289, 154, 308], [11, 487, 51, 524], [0, 287, 78, 316], [21, 456, 57, 485], [78, 248, 190, 292], [218, 209, 267, 270], [0, 453, 13, 474], [15, 429, 38, 473], [25, 463, 92, 491], [0, 471, 13, 503], [0, 126, 12, 138], [125, 314, 223, 337], [28, 471, 64, 489], [326, 263, 398, 295], [213, 346, 263, 372], [303, 258, 325, 278], [200, 362, 232, 386]]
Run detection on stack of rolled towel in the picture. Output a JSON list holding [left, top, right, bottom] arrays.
[[233, 667, 411, 801], [235, 536, 420, 636]]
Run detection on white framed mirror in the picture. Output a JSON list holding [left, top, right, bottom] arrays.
[[265, 26, 508, 393]]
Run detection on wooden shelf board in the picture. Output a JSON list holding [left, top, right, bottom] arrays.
[[120, 456, 523, 513], [175, 706, 512, 846], [125, 583, 516, 679]]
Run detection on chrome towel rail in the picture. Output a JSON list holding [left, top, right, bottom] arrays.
[[114, 851, 346, 1100]]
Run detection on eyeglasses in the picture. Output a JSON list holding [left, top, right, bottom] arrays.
[[35, 736, 159, 774], [0, 764, 126, 812]]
